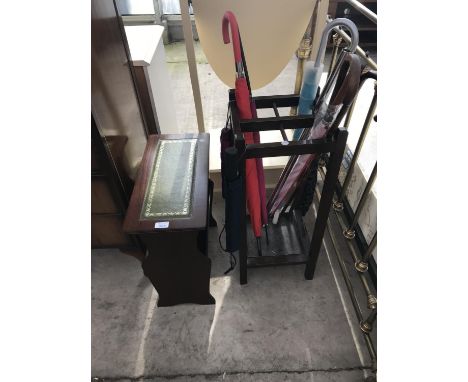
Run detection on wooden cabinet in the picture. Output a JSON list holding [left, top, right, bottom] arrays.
[[91, 123, 134, 249], [91, 0, 148, 259], [124, 25, 176, 135], [91, 215, 131, 247], [91, 178, 120, 214]]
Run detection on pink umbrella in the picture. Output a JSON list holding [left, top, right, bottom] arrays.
[[268, 53, 361, 217]]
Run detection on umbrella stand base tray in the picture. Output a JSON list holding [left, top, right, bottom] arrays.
[[246, 209, 310, 268]]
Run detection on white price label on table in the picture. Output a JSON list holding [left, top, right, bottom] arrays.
[[154, 221, 169, 229]]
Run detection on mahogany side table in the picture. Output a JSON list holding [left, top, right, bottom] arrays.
[[124, 133, 215, 307]]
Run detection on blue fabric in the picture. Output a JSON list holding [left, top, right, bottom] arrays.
[[293, 66, 321, 140]]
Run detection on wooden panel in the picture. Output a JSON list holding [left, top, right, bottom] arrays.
[[91, 134, 133, 196], [91, 116, 142, 252], [92, 215, 131, 247], [91, 179, 119, 214], [133, 66, 160, 135], [91, 0, 148, 176]]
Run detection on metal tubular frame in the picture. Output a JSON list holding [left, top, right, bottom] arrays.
[[320, 188, 377, 364], [315, 169, 376, 369], [326, 16, 377, 70], [344, 0, 377, 24], [336, 83, 377, 207], [360, 309, 377, 333], [343, 162, 377, 239], [180, 0, 205, 132], [362, 232, 376, 263], [334, 182, 378, 282], [306, 4, 378, 372], [290, 13, 314, 116], [319, 167, 376, 302], [327, 33, 343, 81], [343, 97, 357, 129], [355, 232, 377, 272]]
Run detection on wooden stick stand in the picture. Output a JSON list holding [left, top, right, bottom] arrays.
[[229, 90, 348, 285]]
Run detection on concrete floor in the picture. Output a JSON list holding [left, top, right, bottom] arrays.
[[92, 192, 377, 381]]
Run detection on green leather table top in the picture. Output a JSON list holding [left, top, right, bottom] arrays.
[[140, 138, 198, 219]]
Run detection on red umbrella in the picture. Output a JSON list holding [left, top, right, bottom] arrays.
[[222, 11, 263, 254], [238, 36, 269, 243]]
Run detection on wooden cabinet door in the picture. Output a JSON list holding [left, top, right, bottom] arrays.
[[91, 0, 148, 179]]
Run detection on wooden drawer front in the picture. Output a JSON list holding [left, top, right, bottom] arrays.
[[92, 215, 131, 247], [92, 179, 120, 214]]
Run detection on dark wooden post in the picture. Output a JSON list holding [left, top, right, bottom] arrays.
[[304, 129, 348, 279]]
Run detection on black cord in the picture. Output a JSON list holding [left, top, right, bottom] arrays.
[[218, 224, 237, 274], [218, 224, 228, 251]]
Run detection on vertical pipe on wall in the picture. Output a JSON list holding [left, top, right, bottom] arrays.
[[291, 0, 328, 117], [290, 13, 314, 116], [180, 0, 205, 132], [327, 33, 342, 81], [309, 0, 330, 60]]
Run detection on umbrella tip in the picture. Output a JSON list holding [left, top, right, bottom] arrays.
[[264, 225, 270, 245], [256, 237, 263, 257], [272, 210, 280, 225]]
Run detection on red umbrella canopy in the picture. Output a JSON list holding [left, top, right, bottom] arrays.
[[235, 77, 262, 238], [223, 11, 262, 239]]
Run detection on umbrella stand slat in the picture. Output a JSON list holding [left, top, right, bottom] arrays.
[[236, 131, 248, 285], [251, 94, 301, 109], [240, 115, 315, 133], [229, 92, 348, 285], [244, 140, 339, 159], [259, 94, 311, 212], [272, 102, 289, 142]]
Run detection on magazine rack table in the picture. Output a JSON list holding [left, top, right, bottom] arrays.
[[124, 133, 215, 306]]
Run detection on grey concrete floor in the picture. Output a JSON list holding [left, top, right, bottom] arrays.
[[92, 191, 376, 381]]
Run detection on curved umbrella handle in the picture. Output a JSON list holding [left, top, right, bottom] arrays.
[[314, 18, 359, 68], [222, 11, 242, 64], [360, 69, 377, 83], [329, 53, 362, 106]]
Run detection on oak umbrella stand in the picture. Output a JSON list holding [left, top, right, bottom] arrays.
[[227, 91, 348, 285]]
